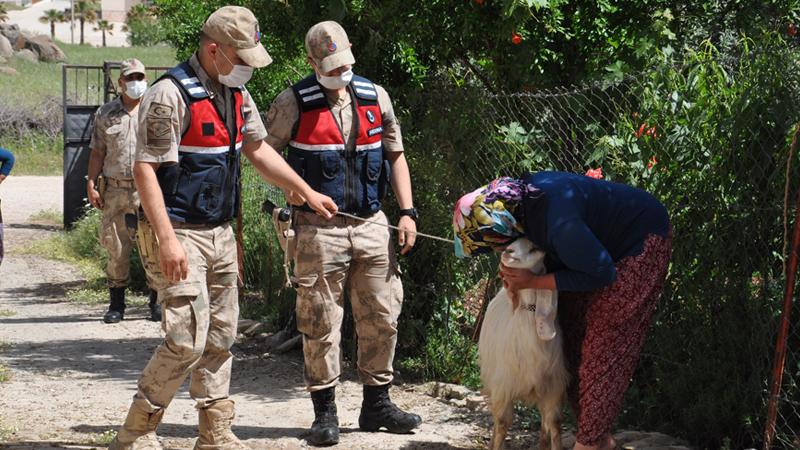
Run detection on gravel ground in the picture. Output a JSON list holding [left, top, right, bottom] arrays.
[[0, 176, 693, 450]]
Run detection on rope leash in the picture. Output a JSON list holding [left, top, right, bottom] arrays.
[[333, 210, 455, 244]]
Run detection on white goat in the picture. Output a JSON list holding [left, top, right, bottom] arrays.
[[478, 237, 568, 450]]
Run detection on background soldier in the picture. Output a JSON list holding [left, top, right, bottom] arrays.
[[87, 58, 160, 324], [108, 7, 336, 450], [265, 21, 421, 447]]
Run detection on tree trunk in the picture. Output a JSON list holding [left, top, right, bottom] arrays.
[[50, 22, 54, 40], [101, 30, 105, 47], [79, 18, 84, 45]]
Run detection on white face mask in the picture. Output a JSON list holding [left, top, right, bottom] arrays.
[[216, 48, 253, 87], [124, 80, 147, 99], [316, 68, 353, 90]]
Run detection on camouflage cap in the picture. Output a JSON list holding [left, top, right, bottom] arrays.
[[120, 58, 145, 77], [305, 21, 355, 74], [202, 6, 272, 68]]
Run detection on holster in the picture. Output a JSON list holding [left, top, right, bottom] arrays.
[[96, 175, 107, 196], [263, 199, 296, 288], [135, 213, 159, 263]]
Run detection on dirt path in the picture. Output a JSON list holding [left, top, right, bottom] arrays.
[[0, 177, 691, 450]]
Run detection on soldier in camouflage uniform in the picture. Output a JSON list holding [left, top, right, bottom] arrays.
[[265, 20, 422, 447], [108, 7, 337, 450], [87, 58, 160, 324]]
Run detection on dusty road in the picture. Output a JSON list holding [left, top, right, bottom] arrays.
[[0, 177, 690, 450]]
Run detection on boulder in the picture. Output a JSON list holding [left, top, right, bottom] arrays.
[[0, 35, 12, 59], [23, 35, 65, 62], [15, 49, 38, 63], [0, 24, 21, 46], [0, 66, 18, 76]]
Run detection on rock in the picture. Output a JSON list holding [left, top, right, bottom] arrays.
[[0, 24, 22, 47], [15, 49, 38, 64], [436, 382, 475, 400], [0, 66, 18, 76], [448, 398, 467, 408], [23, 35, 66, 62], [0, 55, 7, 64], [423, 381, 440, 398], [0, 35, 12, 59], [237, 319, 257, 333], [618, 431, 691, 450], [465, 395, 484, 411], [243, 321, 265, 337]]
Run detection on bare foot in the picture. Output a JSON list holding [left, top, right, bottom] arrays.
[[574, 434, 617, 450]]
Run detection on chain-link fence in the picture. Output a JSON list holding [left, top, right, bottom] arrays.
[[236, 44, 800, 448]]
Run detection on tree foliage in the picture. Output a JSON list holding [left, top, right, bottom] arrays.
[[153, 1, 800, 446], [124, 4, 167, 47]]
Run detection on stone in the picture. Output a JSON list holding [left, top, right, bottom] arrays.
[[436, 382, 475, 400], [448, 398, 467, 408], [0, 35, 12, 59], [15, 49, 38, 64], [0, 24, 21, 47], [23, 35, 66, 62], [0, 66, 18, 76], [465, 395, 484, 411]]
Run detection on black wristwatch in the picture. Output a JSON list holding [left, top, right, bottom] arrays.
[[398, 208, 419, 222]]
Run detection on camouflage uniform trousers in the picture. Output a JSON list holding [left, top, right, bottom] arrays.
[[292, 210, 403, 392], [99, 183, 139, 288], [134, 221, 239, 408]]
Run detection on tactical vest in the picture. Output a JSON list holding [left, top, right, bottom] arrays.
[[287, 74, 390, 215], [154, 62, 245, 224]]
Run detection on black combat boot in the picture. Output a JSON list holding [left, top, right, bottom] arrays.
[[103, 287, 126, 323], [308, 387, 339, 446], [359, 384, 422, 433], [148, 290, 161, 322]]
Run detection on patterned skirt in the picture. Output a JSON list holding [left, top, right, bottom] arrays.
[[557, 232, 672, 446]]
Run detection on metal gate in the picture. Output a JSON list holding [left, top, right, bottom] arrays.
[[62, 62, 169, 228]]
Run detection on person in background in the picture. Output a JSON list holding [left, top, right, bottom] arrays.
[[0, 147, 14, 267], [453, 172, 672, 450], [87, 58, 160, 324]]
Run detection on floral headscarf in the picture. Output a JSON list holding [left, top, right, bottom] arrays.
[[453, 177, 539, 258]]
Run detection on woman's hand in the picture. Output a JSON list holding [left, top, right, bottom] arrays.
[[499, 263, 535, 303], [499, 264, 557, 305]]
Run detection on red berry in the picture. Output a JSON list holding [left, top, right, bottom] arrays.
[[474, 0, 484, 5], [511, 33, 522, 45], [789, 23, 797, 36]]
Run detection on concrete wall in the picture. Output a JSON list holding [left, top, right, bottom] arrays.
[[100, 0, 141, 23]]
